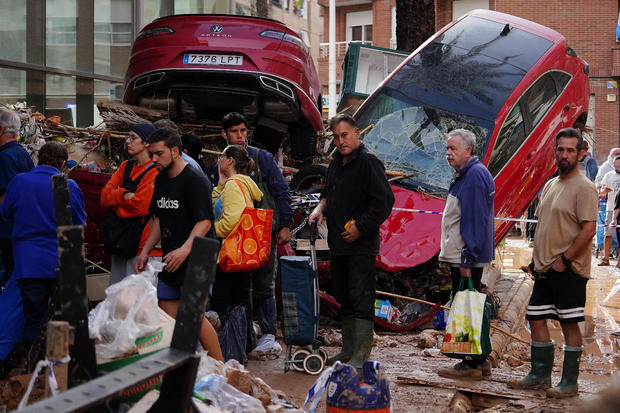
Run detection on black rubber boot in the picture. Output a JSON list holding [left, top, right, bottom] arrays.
[[508, 341, 554, 390], [327, 317, 353, 365], [546, 345, 583, 398], [348, 318, 374, 369]]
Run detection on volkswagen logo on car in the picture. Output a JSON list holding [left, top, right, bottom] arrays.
[[211, 24, 223, 33]]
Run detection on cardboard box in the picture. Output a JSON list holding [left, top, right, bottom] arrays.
[[86, 273, 110, 302]]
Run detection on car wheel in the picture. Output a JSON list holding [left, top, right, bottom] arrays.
[[290, 164, 328, 194]]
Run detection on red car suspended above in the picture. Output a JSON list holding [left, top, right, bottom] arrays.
[[124, 14, 323, 161]]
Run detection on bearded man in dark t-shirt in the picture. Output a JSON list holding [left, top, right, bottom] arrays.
[[135, 127, 222, 360]]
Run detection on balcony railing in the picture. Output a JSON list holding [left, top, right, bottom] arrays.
[[319, 40, 372, 58]]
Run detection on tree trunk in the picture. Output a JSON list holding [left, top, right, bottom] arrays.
[[396, 0, 435, 52], [256, 0, 270, 18]]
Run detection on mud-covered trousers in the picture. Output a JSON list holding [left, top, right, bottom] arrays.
[[330, 254, 376, 321]]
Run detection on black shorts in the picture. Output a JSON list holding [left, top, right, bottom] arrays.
[[526, 266, 588, 323]]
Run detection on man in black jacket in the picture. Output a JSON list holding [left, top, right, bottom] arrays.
[[310, 114, 394, 368]]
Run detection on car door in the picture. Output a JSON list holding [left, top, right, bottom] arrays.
[[487, 71, 568, 240]]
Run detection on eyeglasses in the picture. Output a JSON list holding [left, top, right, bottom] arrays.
[[218, 153, 229, 160], [125, 135, 140, 142]]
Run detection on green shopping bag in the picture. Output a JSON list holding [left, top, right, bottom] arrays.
[[440, 277, 492, 360]]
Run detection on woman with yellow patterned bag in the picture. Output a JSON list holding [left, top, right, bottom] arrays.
[[211, 144, 265, 360]]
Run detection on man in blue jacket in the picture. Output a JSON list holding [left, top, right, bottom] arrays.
[[0, 142, 86, 355], [0, 108, 34, 287], [218, 112, 293, 354], [437, 128, 494, 380]]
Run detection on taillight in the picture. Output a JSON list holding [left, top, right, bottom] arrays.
[[136, 26, 175, 41], [259, 30, 308, 54]]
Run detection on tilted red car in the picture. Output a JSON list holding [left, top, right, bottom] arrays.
[[353, 10, 590, 272], [124, 14, 322, 161]]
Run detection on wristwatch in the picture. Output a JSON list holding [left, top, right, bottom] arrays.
[[561, 253, 571, 268]]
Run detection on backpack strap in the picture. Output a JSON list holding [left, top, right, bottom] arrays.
[[122, 160, 155, 189], [130, 163, 156, 186], [122, 160, 136, 187]]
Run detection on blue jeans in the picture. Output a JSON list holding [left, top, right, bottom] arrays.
[[252, 233, 278, 335], [17, 278, 55, 345]]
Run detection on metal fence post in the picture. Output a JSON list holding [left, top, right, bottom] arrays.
[[148, 236, 219, 413]]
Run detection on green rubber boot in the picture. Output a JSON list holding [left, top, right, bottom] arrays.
[[508, 341, 554, 390], [327, 317, 353, 365], [546, 345, 583, 398], [348, 318, 374, 369]]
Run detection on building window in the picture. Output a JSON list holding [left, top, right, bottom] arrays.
[[350, 25, 372, 42], [0, 0, 26, 63], [293, 0, 307, 19], [94, 0, 133, 77], [46, 74, 76, 126], [46, 0, 77, 70], [0, 68, 26, 106], [346, 10, 373, 43]]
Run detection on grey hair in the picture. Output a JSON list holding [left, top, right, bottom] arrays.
[[0, 108, 21, 138], [448, 128, 476, 151], [153, 119, 179, 132]]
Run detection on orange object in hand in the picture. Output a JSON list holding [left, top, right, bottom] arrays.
[[345, 219, 355, 231]]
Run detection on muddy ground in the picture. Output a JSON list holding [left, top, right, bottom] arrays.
[[247, 237, 620, 412]]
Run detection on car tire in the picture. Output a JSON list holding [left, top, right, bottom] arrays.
[[290, 164, 328, 193]]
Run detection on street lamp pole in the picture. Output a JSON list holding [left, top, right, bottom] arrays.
[[328, 0, 336, 118]]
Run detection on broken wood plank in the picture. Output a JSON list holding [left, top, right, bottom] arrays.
[[97, 102, 167, 120], [395, 376, 539, 400], [45, 321, 73, 396], [488, 273, 534, 366]]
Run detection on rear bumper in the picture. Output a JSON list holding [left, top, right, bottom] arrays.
[[124, 68, 322, 131]]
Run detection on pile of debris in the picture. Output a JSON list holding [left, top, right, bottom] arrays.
[[126, 354, 304, 413], [3, 102, 233, 173]]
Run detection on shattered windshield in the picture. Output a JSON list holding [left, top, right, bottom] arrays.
[[356, 91, 490, 194], [353, 15, 552, 194]]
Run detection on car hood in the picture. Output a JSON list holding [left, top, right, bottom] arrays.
[[377, 185, 444, 272]]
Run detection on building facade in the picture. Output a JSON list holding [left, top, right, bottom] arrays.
[[317, 0, 397, 111], [0, 0, 321, 128], [435, 0, 620, 162]]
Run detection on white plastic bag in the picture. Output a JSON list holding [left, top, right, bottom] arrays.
[[193, 374, 265, 413], [88, 261, 165, 359]]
